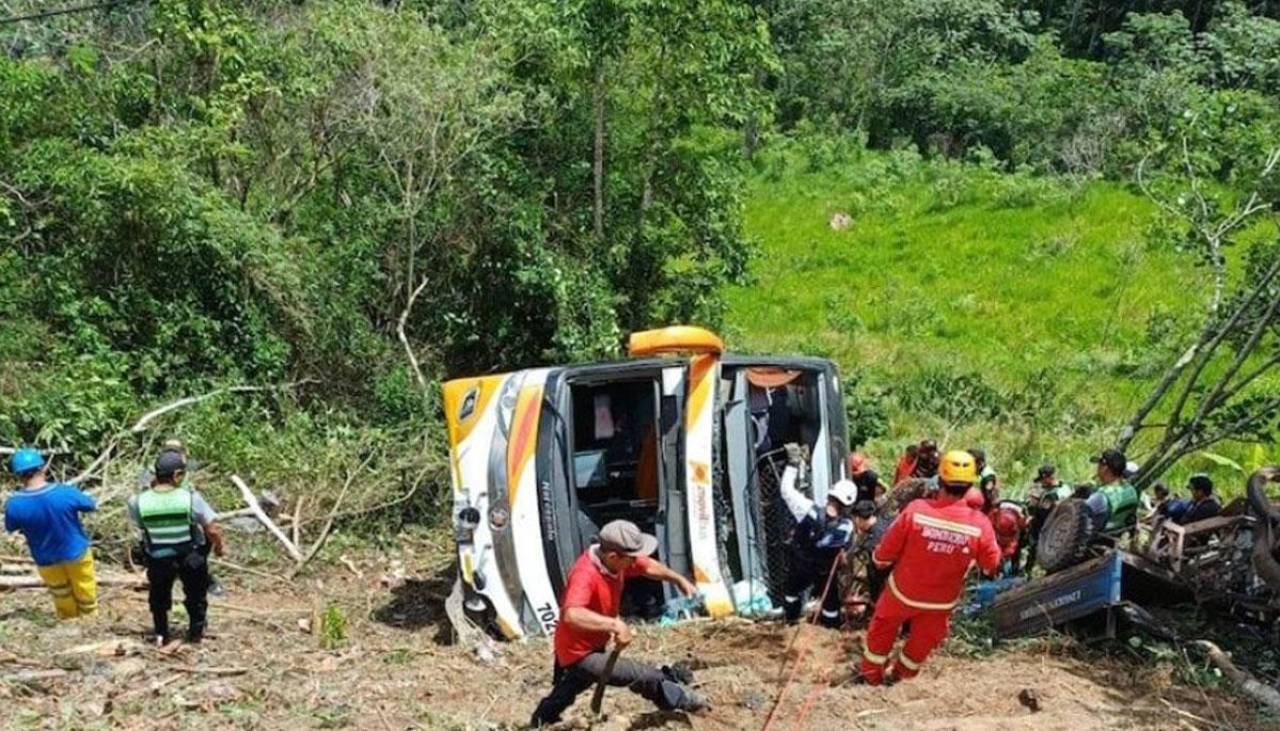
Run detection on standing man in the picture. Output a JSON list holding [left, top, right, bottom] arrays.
[[893, 440, 940, 485], [780, 443, 856, 628], [856, 451, 1000, 685], [1176, 474, 1221, 525], [128, 451, 224, 645], [968, 449, 999, 511], [530, 520, 707, 726], [1086, 449, 1140, 536], [847, 453, 885, 504], [4, 448, 99, 619], [847, 500, 889, 613]]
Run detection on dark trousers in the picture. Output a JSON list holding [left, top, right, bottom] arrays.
[[784, 557, 843, 627], [146, 550, 210, 641], [530, 651, 694, 726], [866, 564, 887, 604]]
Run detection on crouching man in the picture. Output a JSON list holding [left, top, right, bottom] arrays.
[[530, 520, 708, 726]]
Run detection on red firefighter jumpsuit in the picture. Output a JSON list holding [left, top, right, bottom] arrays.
[[860, 493, 1001, 684]]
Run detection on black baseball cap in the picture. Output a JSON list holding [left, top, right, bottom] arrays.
[[852, 500, 876, 518], [1188, 474, 1213, 494], [154, 450, 187, 480], [1093, 449, 1126, 476], [1035, 464, 1056, 482]]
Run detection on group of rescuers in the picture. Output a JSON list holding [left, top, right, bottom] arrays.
[[4, 441, 223, 646], [7, 438, 1223, 725], [529, 440, 1221, 726]]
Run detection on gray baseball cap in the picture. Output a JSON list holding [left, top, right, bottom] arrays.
[[598, 520, 659, 557]]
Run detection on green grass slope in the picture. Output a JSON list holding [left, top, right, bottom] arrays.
[[727, 145, 1225, 491]]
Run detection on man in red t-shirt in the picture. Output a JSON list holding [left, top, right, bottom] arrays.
[[856, 450, 1001, 685], [530, 520, 707, 726]]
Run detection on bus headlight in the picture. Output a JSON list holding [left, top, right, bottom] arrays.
[[456, 506, 481, 543]]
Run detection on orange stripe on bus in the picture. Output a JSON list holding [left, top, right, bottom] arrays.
[[684, 354, 716, 430], [506, 385, 543, 507]]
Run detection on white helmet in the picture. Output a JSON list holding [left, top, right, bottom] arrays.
[[828, 479, 858, 507]]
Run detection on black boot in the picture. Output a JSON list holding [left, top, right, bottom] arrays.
[[153, 613, 170, 646]]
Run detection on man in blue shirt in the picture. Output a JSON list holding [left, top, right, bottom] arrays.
[[4, 447, 99, 619]]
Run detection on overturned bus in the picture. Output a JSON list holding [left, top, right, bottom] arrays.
[[443, 327, 849, 640]]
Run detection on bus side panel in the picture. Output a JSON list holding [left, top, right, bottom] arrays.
[[506, 370, 561, 637], [442, 374, 526, 640], [659, 367, 690, 588], [536, 371, 581, 597], [825, 365, 849, 479], [684, 354, 734, 618]]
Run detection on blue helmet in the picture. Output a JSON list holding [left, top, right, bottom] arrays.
[[9, 447, 45, 476]]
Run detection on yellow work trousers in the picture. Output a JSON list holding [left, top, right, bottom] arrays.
[[35, 550, 99, 619]]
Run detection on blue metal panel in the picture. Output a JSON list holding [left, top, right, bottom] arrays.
[[992, 552, 1124, 638]]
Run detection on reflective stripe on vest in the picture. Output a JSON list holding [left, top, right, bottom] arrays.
[[137, 487, 194, 545]]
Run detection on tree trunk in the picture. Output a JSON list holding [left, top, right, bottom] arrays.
[[593, 61, 606, 241]]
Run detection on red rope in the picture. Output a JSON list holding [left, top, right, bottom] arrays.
[[760, 550, 845, 731], [788, 558, 880, 727]]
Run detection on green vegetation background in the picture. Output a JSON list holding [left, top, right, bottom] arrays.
[[3, 0, 1280, 524], [729, 141, 1279, 495]]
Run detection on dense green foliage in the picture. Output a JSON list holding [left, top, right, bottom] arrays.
[[1, 0, 770, 506], [3, 0, 1279, 514]]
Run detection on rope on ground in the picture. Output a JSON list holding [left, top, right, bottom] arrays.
[[792, 574, 866, 731], [761, 549, 845, 731]]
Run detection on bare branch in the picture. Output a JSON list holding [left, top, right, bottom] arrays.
[[231, 474, 304, 563], [1183, 283, 1280, 436], [288, 450, 375, 578], [397, 276, 432, 396], [1127, 137, 1280, 483]]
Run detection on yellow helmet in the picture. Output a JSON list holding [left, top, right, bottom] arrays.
[[938, 450, 977, 485]]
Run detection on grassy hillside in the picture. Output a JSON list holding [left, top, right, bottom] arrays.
[[727, 143, 1246, 493]]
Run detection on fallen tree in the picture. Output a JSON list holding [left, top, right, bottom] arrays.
[[1118, 139, 1280, 486], [1193, 640, 1280, 715]]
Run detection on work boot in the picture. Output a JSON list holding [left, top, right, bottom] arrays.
[[818, 609, 843, 629], [152, 614, 170, 647], [663, 661, 696, 686], [680, 690, 711, 714], [833, 666, 883, 687]]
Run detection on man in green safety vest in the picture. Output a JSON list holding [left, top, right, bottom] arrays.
[[1085, 449, 1139, 535], [128, 450, 225, 645]]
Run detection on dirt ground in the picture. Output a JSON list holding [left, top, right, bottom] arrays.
[[1, 544, 1274, 731]]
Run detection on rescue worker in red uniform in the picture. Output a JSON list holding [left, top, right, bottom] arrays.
[[857, 450, 1000, 685], [988, 502, 1027, 576]]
